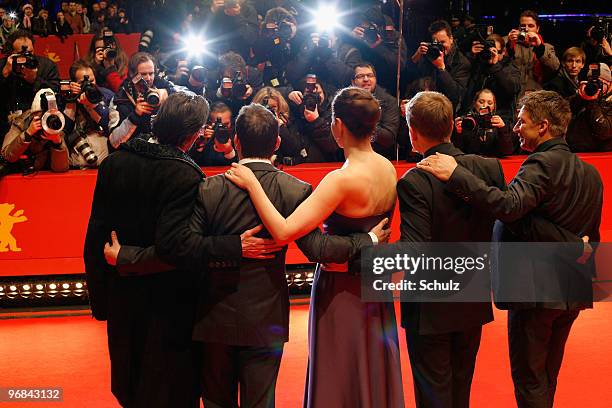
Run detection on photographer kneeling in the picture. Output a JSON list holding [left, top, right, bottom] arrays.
[[452, 88, 516, 156], [110, 52, 171, 149], [62, 60, 118, 168], [1, 88, 69, 172]]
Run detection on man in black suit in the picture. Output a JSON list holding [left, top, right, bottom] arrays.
[[419, 90, 603, 408], [397, 91, 504, 408], [109, 103, 386, 407]]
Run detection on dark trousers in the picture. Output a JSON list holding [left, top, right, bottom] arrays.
[[199, 342, 284, 408], [508, 308, 580, 408], [405, 326, 483, 408]]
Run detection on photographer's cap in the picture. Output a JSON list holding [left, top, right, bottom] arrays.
[[31, 88, 54, 112], [588, 63, 611, 83]]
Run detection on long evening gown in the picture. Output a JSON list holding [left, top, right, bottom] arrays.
[[304, 210, 405, 408]]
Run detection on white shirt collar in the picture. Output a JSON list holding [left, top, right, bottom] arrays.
[[239, 158, 272, 165]]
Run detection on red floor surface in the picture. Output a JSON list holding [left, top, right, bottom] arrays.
[[1, 303, 611, 407]]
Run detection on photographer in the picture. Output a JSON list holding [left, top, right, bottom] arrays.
[[506, 10, 560, 96], [252, 7, 300, 88], [110, 52, 172, 148], [85, 31, 128, 93], [1, 88, 69, 172], [0, 30, 60, 141], [205, 0, 258, 61], [464, 33, 520, 119], [545, 47, 586, 98], [253, 86, 304, 164], [408, 19, 471, 110], [351, 63, 399, 158], [213, 51, 262, 115], [62, 59, 118, 168], [284, 80, 339, 163], [452, 88, 516, 157], [188, 101, 238, 166], [286, 30, 363, 90], [566, 63, 612, 152], [346, 6, 406, 95], [582, 19, 612, 67]]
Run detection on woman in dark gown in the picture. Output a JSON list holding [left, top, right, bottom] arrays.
[[225, 87, 404, 407]]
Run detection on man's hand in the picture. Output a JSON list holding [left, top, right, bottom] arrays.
[[213, 137, 234, 154], [241, 224, 284, 259], [491, 115, 505, 128], [2, 55, 14, 78], [602, 38, 612, 56], [303, 104, 319, 122], [416, 152, 458, 181], [370, 217, 391, 243], [489, 47, 500, 65], [526, 32, 542, 47], [431, 53, 445, 70], [135, 97, 155, 116], [577, 235, 593, 265], [508, 29, 519, 44], [288, 91, 303, 105], [26, 115, 42, 138], [411, 42, 429, 63], [471, 41, 484, 56], [352, 26, 365, 40], [104, 231, 121, 266]]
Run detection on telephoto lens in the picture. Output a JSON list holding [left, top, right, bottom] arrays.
[[74, 136, 98, 165]]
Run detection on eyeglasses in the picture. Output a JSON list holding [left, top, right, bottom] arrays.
[[354, 73, 376, 80]]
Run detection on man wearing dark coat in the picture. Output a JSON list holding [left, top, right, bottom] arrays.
[[84, 93, 274, 408], [419, 90, 603, 408]]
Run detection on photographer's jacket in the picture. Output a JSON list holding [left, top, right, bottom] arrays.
[[566, 95, 612, 152], [508, 40, 559, 95]]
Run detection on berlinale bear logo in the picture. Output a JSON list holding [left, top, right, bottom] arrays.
[[0, 203, 28, 252]]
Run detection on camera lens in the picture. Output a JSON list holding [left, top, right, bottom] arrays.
[[461, 116, 477, 131], [145, 91, 160, 106], [74, 137, 98, 165], [46, 115, 63, 131], [584, 80, 601, 97]]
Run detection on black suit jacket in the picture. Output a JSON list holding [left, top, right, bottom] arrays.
[[188, 161, 372, 346], [447, 138, 603, 310], [397, 143, 502, 335]]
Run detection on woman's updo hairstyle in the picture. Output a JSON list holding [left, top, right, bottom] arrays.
[[331, 87, 381, 139]]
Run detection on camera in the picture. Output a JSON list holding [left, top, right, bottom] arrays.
[[60, 75, 103, 104], [517, 27, 528, 43], [220, 71, 247, 99], [133, 75, 160, 107], [584, 63, 603, 97], [460, 106, 493, 133], [38, 91, 65, 135], [73, 135, 98, 165], [363, 23, 379, 45], [102, 30, 117, 60], [478, 40, 497, 62], [190, 65, 208, 84], [302, 74, 320, 111], [424, 40, 444, 60], [212, 117, 231, 144], [12, 45, 39, 74]]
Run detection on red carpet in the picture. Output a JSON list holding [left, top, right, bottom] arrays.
[[1, 303, 611, 407]]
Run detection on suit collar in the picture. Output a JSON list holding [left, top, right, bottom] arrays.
[[534, 137, 569, 153], [243, 161, 279, 173], [424, 142, 464, 158], [239, 158, 272, 165]]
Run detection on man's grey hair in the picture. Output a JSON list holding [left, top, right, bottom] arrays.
[[519, 91, 572, 138]]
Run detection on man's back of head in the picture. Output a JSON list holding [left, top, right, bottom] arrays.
[[235, 103, 279, 159], [405, 91, 453, 153], [152, 92, 209, 149]]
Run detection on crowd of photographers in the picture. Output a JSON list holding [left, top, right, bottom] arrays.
[[0, 1, 610, 176]]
